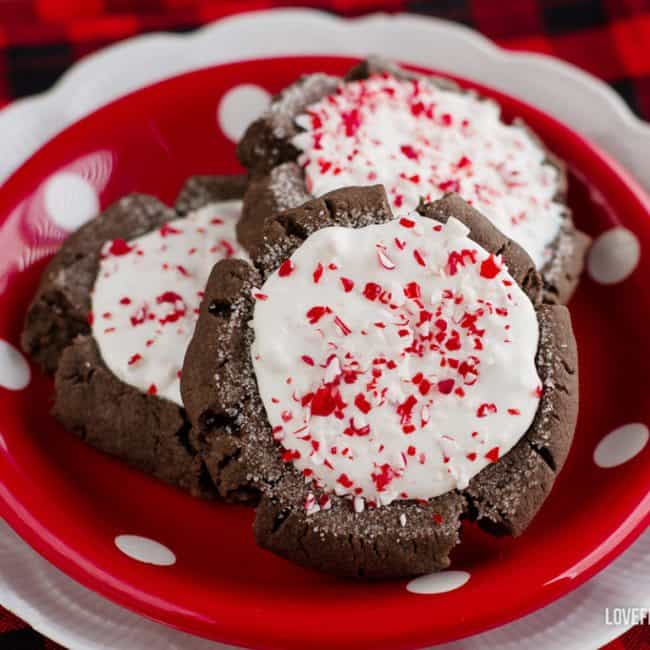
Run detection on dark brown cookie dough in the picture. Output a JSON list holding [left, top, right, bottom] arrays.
[[255, 476, 466, 578], [175, 174, 248, 214], [237, 72, 340, 175], [22, 194, 177, 373], [238, 162, 310, 256], [22, 175, 247, 498], [237, 56, 590, 304], [181, 186, 579, 576], [54, 336, 212, 496]]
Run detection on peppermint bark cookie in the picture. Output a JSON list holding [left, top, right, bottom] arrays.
[[22, 176, 250, 497], [237, 57, 590, 303], [182, 187, 579, 576]]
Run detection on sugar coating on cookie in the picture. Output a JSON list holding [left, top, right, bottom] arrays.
[[92, 201, 249, 405], [251, 215, 541, 508], [292, 74, 564, 269]]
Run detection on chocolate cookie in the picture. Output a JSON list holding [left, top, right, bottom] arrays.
[[181, 186, 579, 576], [237, 57, 590, 304], [23, 176, 250, 498]]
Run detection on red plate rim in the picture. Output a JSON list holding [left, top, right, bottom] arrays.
[[0, 56, 649, 649]]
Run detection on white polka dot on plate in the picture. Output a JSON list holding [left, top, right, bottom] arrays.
[[114, 535, 176, 566], [0, 340, 30, 391], [588, 227, 640, 285], [406, 570, 470, 594], [218, 84, 271, 142], [44, 171, 100, 231], [594, 423, 648, 468]]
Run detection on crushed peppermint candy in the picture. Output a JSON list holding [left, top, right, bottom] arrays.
[[251, 215, 541, 505], [292, 74, 565, 269], [92, 201, 249, 405]]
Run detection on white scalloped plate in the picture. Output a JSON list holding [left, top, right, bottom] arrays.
[[0, 9, 648, 650]]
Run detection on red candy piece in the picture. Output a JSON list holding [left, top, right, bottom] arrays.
[[107, 239, 133, 256], [480, 254, 501, 279], [340, 277, 354, 292], [306, 305, 331, 324], [477, 403, 497, 418], [362, 282, 382, 301], [159, 223, 182, 237], [400, 144, 418, 160], [156, 291, 183, 304], [404, 282, 421, 300], [343, 419, 371, 437], [371, 463, 398, 492], [337, 473, 354, 488], [310, 384, 346, 417], [354, 393, 372, 414], [437, 379, 455, 394], [278, 259, 295, 277]]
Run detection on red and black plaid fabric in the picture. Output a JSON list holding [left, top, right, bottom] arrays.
[[0, 606, 64, 649], [0, 0, 648, 648], [0, 0, 648, 118], [606, 620, 650, 650]]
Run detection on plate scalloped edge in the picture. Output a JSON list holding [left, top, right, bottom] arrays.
[[0, 9, 650, 191], [0, 8, 648, 650], [0, 519, 648, 650]]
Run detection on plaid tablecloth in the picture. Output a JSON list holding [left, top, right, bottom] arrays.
[[0, 0, 649, 120], [0, 0, 648, 648]]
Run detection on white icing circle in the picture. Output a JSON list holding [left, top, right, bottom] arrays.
[[251, 215, 541, 507], [594, 423, 648, 468], [44, 171, 100, 230], [406, 570, 470, 594], [0, 340, 31, 391], [292, 75, 565, 269], [114, 535, 176, 566], [92, 201, 249, 405], [218, 84, 271, 142], [588, 227, 640, 285]]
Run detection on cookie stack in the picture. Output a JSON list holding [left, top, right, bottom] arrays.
[[22, 58, 586, 578]]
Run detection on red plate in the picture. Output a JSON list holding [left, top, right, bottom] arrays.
[[0, 57, 648, 650]]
